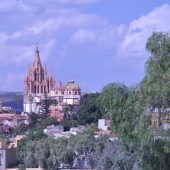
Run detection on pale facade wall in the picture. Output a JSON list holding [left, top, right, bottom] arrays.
[[0, 149, 16, 170], [63, 98, 74, 105], [98, 119, 108, 131], [163, 123, 170, 129]]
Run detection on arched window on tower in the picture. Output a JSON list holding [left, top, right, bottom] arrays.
[[35, 85, 36, 93], [34, 72, 36, 81], [37, 86, 39, 93], [37, 73, 39, 81]]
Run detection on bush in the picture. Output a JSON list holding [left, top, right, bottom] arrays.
[[18, 164, 26, 170]]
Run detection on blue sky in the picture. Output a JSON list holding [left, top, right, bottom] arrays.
[[0, 0, 170, 92]]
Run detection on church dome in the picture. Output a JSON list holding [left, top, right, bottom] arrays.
[[65, 81, 80, 91]]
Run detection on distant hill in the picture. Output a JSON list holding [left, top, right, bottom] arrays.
[[0, 92, 23, 112]]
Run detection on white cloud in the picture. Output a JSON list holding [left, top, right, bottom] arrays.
[[53, 0, 100, 5], [71, 29, 96, 44], [0, 0, 34, 13], [0, 0, 100, 14], [118, 4, 170, 60], [24, 0, 100, 6], [0, 33, 9, 45], [27, 13, 108, 35]]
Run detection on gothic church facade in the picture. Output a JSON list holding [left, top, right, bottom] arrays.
[[23, 47, 80, 113]]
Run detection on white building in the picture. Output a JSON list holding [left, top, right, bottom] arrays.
[[98, 119, 111, 131]]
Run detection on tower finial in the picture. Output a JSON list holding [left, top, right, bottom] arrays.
[[35, 41, 39, 53]]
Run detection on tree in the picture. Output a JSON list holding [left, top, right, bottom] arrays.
[[138, 32, 170, 170], [29, 113, 40, 128], [40, 93, 52, 115], [142, 32, 170, 113], [99, 83, 149, 148], [63, 119, 78, 131], [78, 93, 102, 125], [18, 164, 26, 170]]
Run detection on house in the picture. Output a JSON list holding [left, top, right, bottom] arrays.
[[98, 119, 111, 131], [151, 111, 160, 127], [44, 125, 64, 138], [151, 109, 170, 129], [0, 113, 28, 128], [163, 114, 170, 129]]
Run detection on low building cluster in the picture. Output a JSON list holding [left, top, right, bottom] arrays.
[[151, 109, 170, 129], [0, 113, 28, 128], [44, 125, 86, 139], [95, 119, 118, 141], [0, 111, 28, 138]]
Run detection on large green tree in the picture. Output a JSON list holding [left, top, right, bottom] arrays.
[[98, 83, 149, 147], [142, 32, 170, 112], [139, 32, 170, 170], [78, 93, 102, 125]]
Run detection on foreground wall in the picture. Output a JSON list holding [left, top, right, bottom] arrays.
[[0, 148, 16, 170]]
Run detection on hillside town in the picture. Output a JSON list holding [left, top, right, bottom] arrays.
[[1, 1, 170, 170], [0, 47, 117, 170], [0, 44, 170, 169]]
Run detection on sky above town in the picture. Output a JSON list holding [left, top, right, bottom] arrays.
[[0, 0, 170, 92]]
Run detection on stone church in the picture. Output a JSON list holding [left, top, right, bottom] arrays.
[[23, 47, 81, 113]]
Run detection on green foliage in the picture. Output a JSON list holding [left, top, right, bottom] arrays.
[[98, 83, 129, 113], [95, 33, 170, 169], [98, 83, 145, 147], [17, 126, 98, 169], [29, 113, 58, 129], [142, 32, 170, 111], [63, 105, 74, 113], [0, 133, 5, 141], [63, 119, 78, 131], [17, 129, 47, 168], [18, 164, 26, 170], [29, 113, 41, 128], [40, 93, 54, 115], [78, 93, 102, 125]]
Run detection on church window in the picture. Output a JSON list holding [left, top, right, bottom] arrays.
[[35, 85, 36, 93], [34, 72, 36, 81], [37, 73, 39, 81]]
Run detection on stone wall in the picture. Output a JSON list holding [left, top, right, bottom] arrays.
[[0, 148, 16, 170]]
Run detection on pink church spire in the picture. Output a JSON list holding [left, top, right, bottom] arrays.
[[49, 67, 55, 90]]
